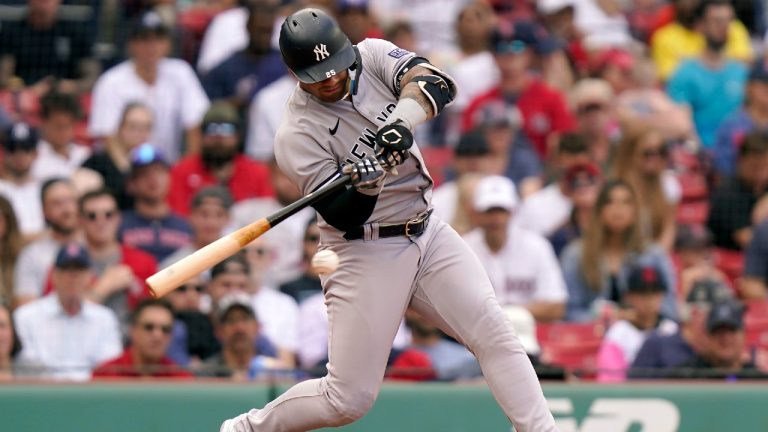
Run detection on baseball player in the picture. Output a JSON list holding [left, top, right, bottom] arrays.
[[221, 8, 557, 432]]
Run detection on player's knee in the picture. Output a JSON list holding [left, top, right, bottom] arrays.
[[327, 388, 377, 425]]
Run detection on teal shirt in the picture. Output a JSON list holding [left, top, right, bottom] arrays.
[[667, 59, 747, 149]]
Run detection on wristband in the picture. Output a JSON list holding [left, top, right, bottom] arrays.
[[384, 98, 428, 130]]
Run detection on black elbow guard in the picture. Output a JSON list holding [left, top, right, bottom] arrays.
[[409, 74, 454, 116]]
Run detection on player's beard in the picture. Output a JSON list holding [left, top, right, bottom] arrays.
[[201, 145, 238, 170]]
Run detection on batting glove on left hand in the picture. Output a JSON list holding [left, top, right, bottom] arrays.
[[375, 120, 413, 171], [343, 155, 387, 195]]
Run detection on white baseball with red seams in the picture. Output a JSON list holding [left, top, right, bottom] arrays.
[[310, 249, 339, 274]]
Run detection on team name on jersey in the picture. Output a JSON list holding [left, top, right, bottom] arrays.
[[343, 103, 397, 164]]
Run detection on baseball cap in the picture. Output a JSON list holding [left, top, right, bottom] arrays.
[[491, 21, 563, 56], [686, 279, 733, 305], [537, 0, 575, 15], [337, 0, 368, 12], [2, 122, 38, 152], [130, 11, 170, 40], [202, 102, 240, 136], [473, 175, 518, 212], [570, 79, 614, 111], [594, 48, 635, 72], [191, 186, 234, 211], [626, 265, 667, 294], [472, 101, 522, 130], [130, 143, 168, 172], [211, 254, 250, 279], [502, 306, 540, 355], [749, 57, 768, 82], [675, 224, 714, 251], [564, 163, 601, 190], [706, 299, 745, 332], [455, 130, 490, 157], [54, 243, 91, 269], [217, 292, 256, 322]]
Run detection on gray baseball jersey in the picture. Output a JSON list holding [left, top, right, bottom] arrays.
[[274, 39, 431, 240], [222, 38, 558, 432]]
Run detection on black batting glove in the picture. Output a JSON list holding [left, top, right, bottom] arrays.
[[376, 120, 413, 170]]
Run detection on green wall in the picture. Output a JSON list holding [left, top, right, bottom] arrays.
[[0, 382, 766, 431]]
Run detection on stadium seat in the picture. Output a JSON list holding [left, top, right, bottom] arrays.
[[677, 172, 708, 201], [745, 303, 768, 348], [713, 248, 745, 287], [676, 201, 709, 225], [539, 339, 602, 378], [536, 321, 605, 345]]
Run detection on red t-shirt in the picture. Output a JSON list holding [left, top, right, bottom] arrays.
[[462, 79, 575, 159], [43, 245, 156, 309], [168, 154, 274, 216], [93, 348, 193, 378]]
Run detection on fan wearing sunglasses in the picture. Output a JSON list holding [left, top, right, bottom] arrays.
[[612, 127, 680, 251], [93, 298, 193, 378], [168, 102, 273, 217]]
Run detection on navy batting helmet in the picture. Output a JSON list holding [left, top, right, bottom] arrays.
[[279, 8, 356, 84]]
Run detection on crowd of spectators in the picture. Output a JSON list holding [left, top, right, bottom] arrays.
[[1, 0, 768, 382]]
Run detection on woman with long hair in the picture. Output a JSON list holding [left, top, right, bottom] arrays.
[[560, 180, 678, 322], [0, 303, 21, 380], [0, 195, 22, 307], [612, 127, 679, 250], [81, 103, 154, 209]]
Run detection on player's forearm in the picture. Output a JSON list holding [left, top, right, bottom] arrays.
[[399, 67, 439, 120], [526, 302, 566, 322], [387, 65, 455, 130]]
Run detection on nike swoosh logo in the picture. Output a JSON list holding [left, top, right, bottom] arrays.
[[329, 118, 340, 136]]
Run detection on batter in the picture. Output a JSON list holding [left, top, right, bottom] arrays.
[[221, 8, 557, 432]]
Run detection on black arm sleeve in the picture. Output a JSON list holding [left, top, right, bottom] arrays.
[[312, 186, 378, 232]]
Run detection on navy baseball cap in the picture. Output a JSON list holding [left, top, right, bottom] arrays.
[[455, 130, 490, 157], [130, 143, 168, 172], [55, 243, 91, 269], [627, 265, 667, 294], [2, 122, 38, 152], [491, 21, 563, 56], [686, 279, 733, 305], [130, 11, 170, 40], [707, 300, 745, 332]]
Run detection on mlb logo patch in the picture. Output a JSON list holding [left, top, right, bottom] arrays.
[[388, 48, 410, 59]]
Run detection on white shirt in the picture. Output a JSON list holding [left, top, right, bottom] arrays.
[[197, 7, 249, 74], [89, 58, 210, 162], [515, 183, 572, 237], [662, 170, 682, 205], [251, 287, 300, 352], [430, 180, 458, 224], [447, 51, 500, 111], [31, 140, 91, 182], [463, 225, 568, 305], [14, 294, 122, 381], [572, 0, 632, 49], [246, 75, 297, 161], [231, 198, 315, 287], [602, 318, 678, 368], [14, 235, 61, 298], [297, 292, 411, 369], [0, 178, 43, 235]]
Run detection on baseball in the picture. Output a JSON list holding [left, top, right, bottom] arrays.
[[311, 250, 339, 275]]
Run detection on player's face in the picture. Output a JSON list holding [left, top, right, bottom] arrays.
[[478, 208, 511, 237], [80, 195, 120, 246], [625, 292, 663, 322], [131, 306, 174, 363], [635, 133, 667, 175], [2, 147, 36, 178], [52, 267, 92, 302], [130, 164, 170, 202], [169, 278, 204, 312], [299, 70, 350, 103]]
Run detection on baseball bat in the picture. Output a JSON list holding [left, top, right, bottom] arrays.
[[146, 173, 351, 298]]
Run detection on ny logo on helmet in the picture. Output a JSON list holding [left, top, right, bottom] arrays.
[[314, 44, 330, 62]]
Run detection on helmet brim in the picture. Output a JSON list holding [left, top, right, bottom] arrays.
[[292, 42, 356, 84]]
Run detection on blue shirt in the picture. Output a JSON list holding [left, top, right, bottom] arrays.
[[118, 210, 192, 263], [713, 110, 759, 177], [560, 241, 679, 322], [667, 59, 747, 149], [202, 49, 286, 102], [628, 331, 696, 378], [414, 340, 482, 381]]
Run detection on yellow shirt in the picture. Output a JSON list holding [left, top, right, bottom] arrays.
[[651, 21, 753, 80]]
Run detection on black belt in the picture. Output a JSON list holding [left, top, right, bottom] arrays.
[[344, 210, 432, 241]]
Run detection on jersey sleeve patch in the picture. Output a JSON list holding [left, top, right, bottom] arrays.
[[388, 48, 411, 59]]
